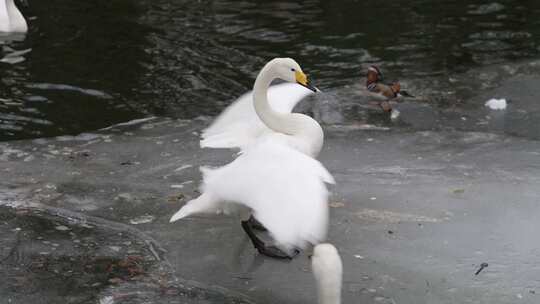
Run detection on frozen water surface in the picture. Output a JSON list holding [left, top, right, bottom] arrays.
[[485, 98, 507, 110], [2, 68, 540, 303]]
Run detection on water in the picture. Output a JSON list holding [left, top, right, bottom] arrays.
[[1, 0, 540, 140]]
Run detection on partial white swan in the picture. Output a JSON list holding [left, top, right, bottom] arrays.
[[312, 243, 343, 304], [201, 58, 322, 158], [0, 0, 27, 33], [170, 138, 334, 257]]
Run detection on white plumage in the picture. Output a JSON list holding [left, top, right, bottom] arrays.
[[170, 58, 332, 256], [201, 82, 316, 153], [312, 243, 343, 304], [201, 59, 323, 158], [170, 137, 334, 251], [0, 0, 27, 33]]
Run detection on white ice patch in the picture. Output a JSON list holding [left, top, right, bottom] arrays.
[[0, 146, 29, 161], [0, 56, 25, 64], [355, 208, 441, 223], [55, 225, 70, 231], [174, 164, 193, 172], [129, 215, 155, 225], [108, 246, 121, 252], [485, 98, 507, 110], [56, 133, 101, 142], [170, 180, 194, 189], [100, 117, 157, 130], [26, 83, 113, 99], [329, 124, 391, 131], [0, 48, 31, 64], [99, 296, 115, 304], [390, 109, 400, 120]]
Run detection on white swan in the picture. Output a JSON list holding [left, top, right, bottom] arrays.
[[170, 58, 333, 258], [0, 0, 27, 33], [201, 58, 322, 158], [312, 243, 343, 304]]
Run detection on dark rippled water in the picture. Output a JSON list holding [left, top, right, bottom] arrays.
[[1, 0, 540, 140]]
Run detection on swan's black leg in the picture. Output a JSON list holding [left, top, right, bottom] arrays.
[[247, 215, 267, 231], [241, 221, 299, 259]]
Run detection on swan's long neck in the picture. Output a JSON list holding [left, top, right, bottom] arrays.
[[253, 62, 298, 135], [312, 244, 342, 304]]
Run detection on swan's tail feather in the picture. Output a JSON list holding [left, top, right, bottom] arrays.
[[169, 192, 218, 223], [169, 206, 191, 223], [307, 158, 335, 185], [312, 243, 342, 304], [319, 166, 336, 185]]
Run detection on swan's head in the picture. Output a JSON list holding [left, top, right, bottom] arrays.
[[270, 58, 318, 92]]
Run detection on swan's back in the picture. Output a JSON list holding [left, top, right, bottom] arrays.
[[0, 0, 27, 33], [199, 138, 334, 250], [201, 83, 313, 150], [312, 244, 342, 304], [0, 1, 9, 32]]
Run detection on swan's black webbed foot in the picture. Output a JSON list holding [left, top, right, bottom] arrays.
[[258, 245, 299, 259], [247, 215, 267, 231], [241, 220, 298, 259]]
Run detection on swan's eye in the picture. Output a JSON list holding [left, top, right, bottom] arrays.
[[291, 68, 295, 72]]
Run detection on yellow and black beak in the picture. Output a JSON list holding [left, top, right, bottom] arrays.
[[295, 71, 318, 92]]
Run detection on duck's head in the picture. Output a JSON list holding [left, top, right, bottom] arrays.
[[367, 65, 383, 82], [270, 58, 318, 92]]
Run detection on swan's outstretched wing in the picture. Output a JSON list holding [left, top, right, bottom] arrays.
[[171, 137, 334, 250], [200, 83, 314, 150]]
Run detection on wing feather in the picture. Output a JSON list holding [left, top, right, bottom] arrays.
[[201, 83, 314, 150], [199, 138, 333, 250]]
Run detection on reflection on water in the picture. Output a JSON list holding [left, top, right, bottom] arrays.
[[1, 0, 540, 140]]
